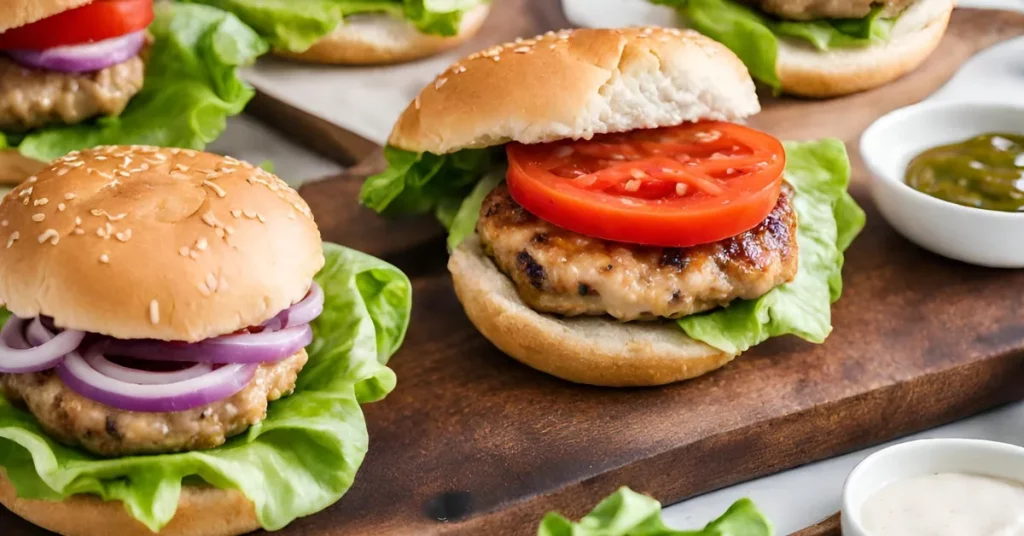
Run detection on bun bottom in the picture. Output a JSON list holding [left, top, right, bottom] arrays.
[[449, 236, 736, 387], [0, 470, 260, 536], [776, 0, 953, 97], [272, 5, 490, 65], [0, 149, 46, 186]]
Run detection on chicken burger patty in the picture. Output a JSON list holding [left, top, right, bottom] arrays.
[[0, 350, 308, 457], [738, 0, 914, 20], [0, 55, 145, 131], [478, 184, 799, 322]]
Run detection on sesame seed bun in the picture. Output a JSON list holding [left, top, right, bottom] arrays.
[[0, 0, 93, 33], [0, 146, 324, 342], [449, 236, 735, 387], [272, 5, 491, 65], [0, 470, 260, 536], [387, 27, 760, 155], [773, 0, 952, 97]]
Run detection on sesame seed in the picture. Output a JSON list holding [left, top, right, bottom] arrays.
[[435, 77, 447, 90], [6, 232, 19, 248], [514, 46, 531, 53], [203, 180, 227, 198], [630, 169, 648, 180], [196, 237, 208, 251], [0, 220, 6, 227], [90, 209, 103, 216], [95, 155, 107, 161], [64, 193, 76, 201], [624, 180, 641, 192], [189, 251, 198, 260], [256, 213, 266, 223], [676, 183, 689, 196], [75, 217, 82, 225], [26, 176, 37, 184], [175, 164, 190, 173], [99, 254, 110, 264], [215, 228, 225, 238], [179, 247, 190, 257], [231, 209, 242, 218], [149, 300, 160, 325], [197, 282, 211, 297], [115, 229, 132, 242], [57, 203, 66, 211], [206, 273, 218, 292], [19, 187, 32, 197], [243, 209, 256, 219], [33, 198, 47, 206], [38, 229, 59, 245], [31, 214, 45, 222], [73, 229, 84, 236], [57, 168, 69, 176], [68, 161, 84, 168]]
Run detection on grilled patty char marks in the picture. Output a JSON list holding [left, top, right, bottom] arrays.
[[739, 0, 914, 20], [477, 184, 798, 321], [0, 55, 145, 132], [0, 350, 307, 457]]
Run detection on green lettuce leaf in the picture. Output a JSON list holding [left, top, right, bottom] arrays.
[[678, 139, 865, 354], [651, 0, 897, 89], [181, 0, 488, 52], [360, 146, 502, 241], [538, 487, 772, 536], [12, 3, 267, 162], [0, 243, 412, 532]]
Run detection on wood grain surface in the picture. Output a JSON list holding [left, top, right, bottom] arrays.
[[3, 4, 1024, 536], [790, 513, 841, 536]]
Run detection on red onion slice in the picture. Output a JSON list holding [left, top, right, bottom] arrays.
[[59, 351, 257, 412], [262, 283, 325, 332], [101, 324, 313, 364], [0, 316, 85, 373], [7, 31, 146, 73], [83, 350, 215, 385]]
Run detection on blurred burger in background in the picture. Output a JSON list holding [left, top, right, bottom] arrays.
[[181, 0, 492, 65], [651, 0, 954, 97], [0, 0, 268, 185]]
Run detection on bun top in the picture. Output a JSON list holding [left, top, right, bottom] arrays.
[[1, 0, 95, 33], [0, 146, 324, 342], [388, 27, 760, 155]]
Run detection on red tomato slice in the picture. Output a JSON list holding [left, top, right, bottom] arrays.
[[505, 122, 786, 248], [0, 0, 153, 50]]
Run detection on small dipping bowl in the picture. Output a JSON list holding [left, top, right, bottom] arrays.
[[841, 438, 1024, 536], [861, 101, 1024, 268]]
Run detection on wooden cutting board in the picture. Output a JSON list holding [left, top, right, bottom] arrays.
[[5, 5, 1024, 536]]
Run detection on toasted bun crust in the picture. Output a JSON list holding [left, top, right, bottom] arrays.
[[0, 0, 93, 33], [776, 0, 953, 97], [0, 146, 324, 342], [388, 27, 760, 155], [272, 5, 490, 65], [0, 150, 46, 186], [449, 236, 736, 387], [0, 471, 260, 536]]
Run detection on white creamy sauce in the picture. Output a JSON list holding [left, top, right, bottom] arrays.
[[861, 473, 1024, 536]]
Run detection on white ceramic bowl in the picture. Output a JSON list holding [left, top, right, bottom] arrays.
[[842, 438, 1024, 536], [860, 101, 1024, 268]]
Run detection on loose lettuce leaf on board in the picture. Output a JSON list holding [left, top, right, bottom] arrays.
[[538, 487, 773, 536], [14, 3, 267, 162], [651, 0, 897, 89], [678, 139, 865, 354], [0, 243, 411, 532], [181, 0, 488, 53]]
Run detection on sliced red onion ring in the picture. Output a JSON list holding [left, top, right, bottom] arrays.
[[59, 351, 257, 412], [262, 283, 324, 332], [83, 351, 215, 385], [100, 324, 313, 364], [7, 31, 146, 73], [0, 316, 85, 373]]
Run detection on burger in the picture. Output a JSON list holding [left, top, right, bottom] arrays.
[[361, 27, 865, 387], [183, 0, 492, 65], [0, 0, 267, 184], [0, 146, 412, 535], [650, 0, 954, 97]]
